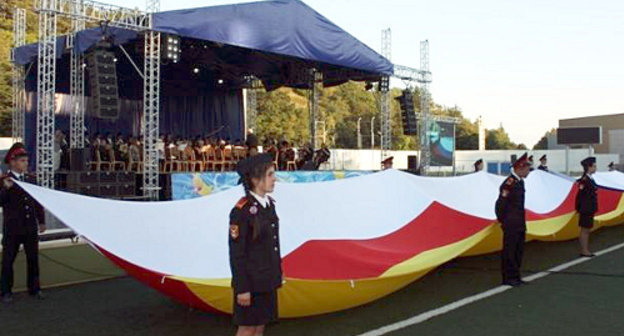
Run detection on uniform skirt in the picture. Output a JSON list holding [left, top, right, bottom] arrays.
[[579, 214, 594, 229], [233, 290, 278, 326]]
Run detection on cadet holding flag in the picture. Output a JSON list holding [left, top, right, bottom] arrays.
[[576, 157, 598, 257], [229, 153, 282, 336], [1, 143, 46, 303], [495, 153, 531, 287]]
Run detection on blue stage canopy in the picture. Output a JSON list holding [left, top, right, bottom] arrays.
[[13, 0, 393, 88]]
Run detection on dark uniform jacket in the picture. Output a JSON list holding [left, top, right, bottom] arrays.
[[495, 174, 526, 232], [229, 196, 282, 295], [0, 172, 45, 236], [537, 165, 549, 172], [576, 174, 598, 215]]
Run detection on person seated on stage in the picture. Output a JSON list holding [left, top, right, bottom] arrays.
[[527, 155, 535, 171], [382, 156, 394, 170], [105, 132, 114, 146], [193, 140, 204, 158], [115, 133, 125, 148], [263, 138, 278, 161], [608, 162, 616, 172], [128, 138, 141, 166], [245, 132, 259, 157], [537, 155, 549, 172], [296, 143, 314, 169], [277, 140, 292, 171], [101, 143, 114, 162], [183, 141, 195, 161], [474, 159, 484, 172]]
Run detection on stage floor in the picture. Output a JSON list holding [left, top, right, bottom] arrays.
[[2, 225, 624, 336]]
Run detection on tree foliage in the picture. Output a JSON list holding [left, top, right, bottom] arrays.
[[533, 128, 555, 150]]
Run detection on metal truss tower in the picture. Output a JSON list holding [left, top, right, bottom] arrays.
[[69, 0, 86, 149], [31, 0, 153, 190], [309, 69, 323, 148], [419, 40, 431, 173], [380, 28, 392, 161], [12, 8, 26, 144], [142, 0, 161, 200], [36, 0, 59, 189]]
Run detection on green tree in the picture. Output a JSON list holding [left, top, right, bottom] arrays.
[[533, 128, 555, 149], [486, 126, 517, 149], [255, 89, 310, 145]]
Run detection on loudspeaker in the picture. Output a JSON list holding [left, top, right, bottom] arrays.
[[510, 154, 518, 164], [69, 148, 88, 171], [408, 155, 419, 170], [87, 48, 119, 119], [396, 90, 418, 136]]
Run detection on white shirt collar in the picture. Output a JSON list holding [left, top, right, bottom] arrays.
[[249, 191, 269, 208], [511, 169, 522, 181], [9, 170, 24, 180]]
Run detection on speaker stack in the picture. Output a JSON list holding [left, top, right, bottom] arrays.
[[64, 171, 136, 199], [87, 42, 120, 119], [396, 89, 418, 136]]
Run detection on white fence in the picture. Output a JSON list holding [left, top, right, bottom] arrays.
[[325, 148, 619, 175]]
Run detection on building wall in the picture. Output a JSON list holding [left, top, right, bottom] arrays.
[[559, 113, 624, 155]]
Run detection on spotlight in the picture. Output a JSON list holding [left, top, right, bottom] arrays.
[[193, 68, 200, 74], [113, 58, 118, 63], [217, 79, 224, 84], [162, 34, 182, 63]]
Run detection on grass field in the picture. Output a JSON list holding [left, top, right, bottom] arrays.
[[1, 224, 624, 336]]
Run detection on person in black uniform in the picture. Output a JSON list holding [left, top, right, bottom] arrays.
[[381, 156, 394, 170], [576, 157, 598, 257], [495, 153, 531, 287], [1, 143, 46, 304], [527, 155, 535, 171], [474, 159, 484, 172], [608, 162, 616, 172], [537, 155, 549, 172], [229, 153, 281, 336]]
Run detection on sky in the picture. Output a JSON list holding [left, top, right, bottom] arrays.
[[104, 0, 624, 147]]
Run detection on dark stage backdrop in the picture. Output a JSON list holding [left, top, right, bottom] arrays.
[[24, 89, 244, 160]]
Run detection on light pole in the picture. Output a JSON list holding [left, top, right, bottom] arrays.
[[371, 116, 376, 148], [357, 117, 362, 149]]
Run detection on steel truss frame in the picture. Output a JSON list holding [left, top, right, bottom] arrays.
[[30, 0, 159, 196], [12, 8, 27, 144], [308, 69, 323, 149]]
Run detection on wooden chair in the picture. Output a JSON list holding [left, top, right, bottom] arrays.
[[188, 150, 204, 172], [286, 160, 297, 171], [127, 151, 141, 172], [88, 149, 103, 171], [213, 147, 227, 172], [108, 148, 126, 171], [271, 151, 279, 170], [202, 146, 216, 171]]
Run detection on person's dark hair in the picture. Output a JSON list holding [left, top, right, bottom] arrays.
[[238, 157, 274, 240]]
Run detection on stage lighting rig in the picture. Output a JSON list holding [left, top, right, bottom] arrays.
[[162, 34, 181, 63]]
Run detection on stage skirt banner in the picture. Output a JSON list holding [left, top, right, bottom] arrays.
[[16, 170, 624, 318], [172, 171, 372, 200]]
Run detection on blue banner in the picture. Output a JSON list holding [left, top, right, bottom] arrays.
[[172, 171, 372, 200]]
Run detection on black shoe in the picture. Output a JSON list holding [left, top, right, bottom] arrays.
[[580, 253, 596, 258], [1, 294, 13, 304], [502, 280, 523, 287], [30, 291, 45, 300]]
